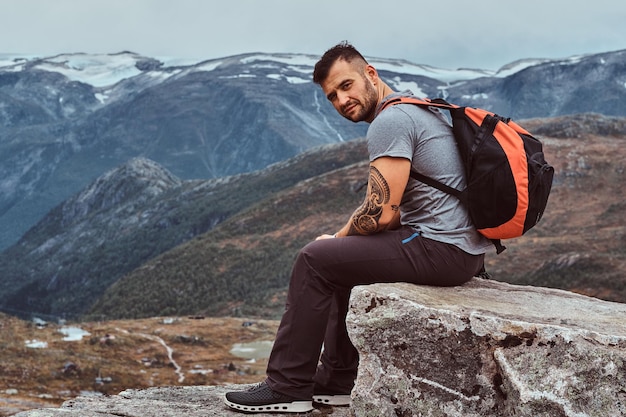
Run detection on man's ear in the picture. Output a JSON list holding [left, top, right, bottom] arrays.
[[365, 64, 378, 85]]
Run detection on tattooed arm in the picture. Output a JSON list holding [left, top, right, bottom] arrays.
[[335, 156, 411, 237]]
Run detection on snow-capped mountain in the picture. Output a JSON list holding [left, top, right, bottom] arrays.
[[0, 49, 625, 249], [0, 51, 491, 89]]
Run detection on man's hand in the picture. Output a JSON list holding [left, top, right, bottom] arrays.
[[315, 234, 336, 241]]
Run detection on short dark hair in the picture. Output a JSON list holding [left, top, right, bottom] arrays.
[[313, 41, 368, 85]]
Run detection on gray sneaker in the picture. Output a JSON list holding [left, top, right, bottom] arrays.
[[313, 385, 351, 406], [224, 382, 314, 413]]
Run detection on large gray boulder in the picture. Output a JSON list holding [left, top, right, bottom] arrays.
[[347, 278, 626, 417]]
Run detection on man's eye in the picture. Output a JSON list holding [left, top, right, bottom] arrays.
[[342, 82, 352, 90]]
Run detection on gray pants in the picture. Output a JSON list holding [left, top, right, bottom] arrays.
[[266, 226, 485, 399]]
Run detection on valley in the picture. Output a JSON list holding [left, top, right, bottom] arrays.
[[0, 313, 279, 416]]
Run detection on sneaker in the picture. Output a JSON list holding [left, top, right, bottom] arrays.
[[312, 384, 351, 406], [224, 382, 314, 413]]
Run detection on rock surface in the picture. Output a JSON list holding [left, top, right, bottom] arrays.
[[11, 385, 352, 417], [347, 278, 626, 417]]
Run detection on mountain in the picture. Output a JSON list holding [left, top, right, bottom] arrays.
[[1, 49, 625, 249], [89, 114, 626, 320], [0, 139, 369, 318], [1, 113, 625, 321], [0, 52, 364, 250]]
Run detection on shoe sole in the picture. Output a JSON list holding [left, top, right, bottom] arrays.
[[313, 394, 351, 406], [224, 396, 314, 413]]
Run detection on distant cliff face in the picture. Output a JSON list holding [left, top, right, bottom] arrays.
[[1, 49, 625, 248]]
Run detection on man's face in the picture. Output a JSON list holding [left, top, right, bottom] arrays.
[[320, 59, 379, 123]]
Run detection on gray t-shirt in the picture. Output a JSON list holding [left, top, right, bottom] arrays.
[[368, 92, 492, 255]]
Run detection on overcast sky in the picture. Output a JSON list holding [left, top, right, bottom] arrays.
[[1, 0, 624, 70]]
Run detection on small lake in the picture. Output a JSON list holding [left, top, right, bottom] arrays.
[[59, 326, 91, 341], [230, 341, 274, 360], [25, 339, 48, 348], [25, 326, 91, 348]]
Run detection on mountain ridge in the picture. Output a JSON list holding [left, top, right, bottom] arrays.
[[1, 113, 624, 321], [1, 48, 625, 248]]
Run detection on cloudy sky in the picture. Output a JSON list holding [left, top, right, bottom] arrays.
[[1, 0, 624, 70]]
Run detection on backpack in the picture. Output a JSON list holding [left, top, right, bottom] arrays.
[[378, 97, 554, 254]]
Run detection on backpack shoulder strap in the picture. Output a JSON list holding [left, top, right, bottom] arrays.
[[380, 96, 465, 198], [376, 96, 460, 116], [409, 170, 465, 202]]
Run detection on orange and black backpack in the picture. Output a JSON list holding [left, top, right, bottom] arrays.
[[379, 97, 554, 254]]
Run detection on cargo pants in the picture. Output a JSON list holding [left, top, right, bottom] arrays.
[[265, 225, 485, 399]]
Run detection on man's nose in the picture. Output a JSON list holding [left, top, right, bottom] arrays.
[[336, 90, 351, 106]]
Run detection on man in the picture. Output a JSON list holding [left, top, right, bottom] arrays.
[[224, 42, 492, 413]]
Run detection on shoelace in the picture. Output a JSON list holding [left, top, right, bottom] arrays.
[[248, 382, 267, 391]]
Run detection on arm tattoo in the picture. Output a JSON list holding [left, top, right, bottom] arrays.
[[349, 166, 391, 235]]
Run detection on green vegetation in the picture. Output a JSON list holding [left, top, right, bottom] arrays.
[[87, 160, 368, 320], [0, 139, 369, 320]]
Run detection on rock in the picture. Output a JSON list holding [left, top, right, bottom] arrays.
[[11, 385, 352, 417], [346, 278, 626, 417]]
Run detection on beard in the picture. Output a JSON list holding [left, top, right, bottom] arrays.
[[340, 77, 378, 123]]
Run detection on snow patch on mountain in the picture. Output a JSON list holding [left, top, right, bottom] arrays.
[[462, 93, 489, 101], [241, 53, 318, 68], [189, 60, 223, 73], [313, 90, 345, 142], [0, 54, 36, 70], [386, 76, 427, 97], [369, 58, 495, 83], [0, 52, 192, 89], [494, 54, 590, 77], [495, 59, 549, 77], [32, 53, 145, 87], [0, 50, 559, 93], [267, 73, 309, 84]]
